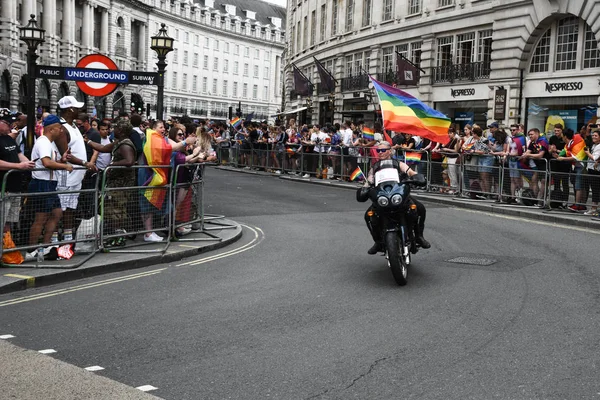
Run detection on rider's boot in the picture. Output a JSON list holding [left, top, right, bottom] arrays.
[[414, 224, 431, 249]]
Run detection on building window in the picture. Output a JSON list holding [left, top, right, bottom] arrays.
[[382, 46, 394, 73], [243, 83, 248, 98], [255, 49, 260, 58], [244, 46, 250, 57], [233, 82, 238, 97], [222, 80, 228, 96], [193, 75, 198, 92], [332, 0, 338, 35], [408, 0, 421, 15], [244, 63, 249, 76], [213, 57, 218, 71], [202, 77, 207, 93], [183, 50, 189, 65], [456, 32, 475, 64], [320, 4, 327, 42], [529, 29, 551, 73], [411, 42, 422, 67], [224, 59, 229, 73], [215, 39, 219, 51], [204, 37, 209, 47], [194, 34, 199, 45], [263, 86, 268, 101], [172, 72, 178, 89], [252, 84, 258, 99], [234, 61, 239, 74], [396, 43, 408, 60], [477, 30, 492, 66], [296, 21, 301, 52], [234, 44, 240, 55], [254, 65, 259, 78], [438, 0, 454, 7], [225, 42, 230, 53], [362, 0, 372, 27], [311, 10, 316, 45], [212, 79, 217, 94], [193, 53, 198, 67], [555, 17, 578, 71], [184, 31, 189, 43], [437, 36, 453, 67], [583, 24, 599, 68], [345, 52, 370, 76], [346, 0, 354, 32], [203, 55, 208, 69], [304, 16, 309, 48], [182, 73, 187, 90], [264, 67, 269, 78], [383, 0, 393, 21], [172, 49, 178, 63]]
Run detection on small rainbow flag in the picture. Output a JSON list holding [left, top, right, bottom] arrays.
[[370, 76, 451, 145], [350, 166, 365, 181], [362, 127, 375, 141], [463, 141, 475, 151], [404, 151, 422, 163], [568, 134, 587, 162], [231, 117, 242, 129]]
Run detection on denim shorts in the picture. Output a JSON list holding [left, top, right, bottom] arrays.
[[28, 179, 60, 213]]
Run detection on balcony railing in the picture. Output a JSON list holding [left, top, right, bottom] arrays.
[[212, 109, 228, 117], [171, 106, 187, 114], [341, 74, 370, 92], [190, 108, 206, 115], [432, 61, 491, 83]]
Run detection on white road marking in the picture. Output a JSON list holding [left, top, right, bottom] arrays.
[[136, 385, 158, 392], [84, 366, 105, 372], [453, 207, 600, 234], [38, 349, 57, 354], [0, 334, 15, 339]]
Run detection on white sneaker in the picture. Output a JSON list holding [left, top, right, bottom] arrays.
[[275, 170, 282, 175], [302, 174, 310, 178], [243, 166, 251, 170], [144, 232, 164, 242], [177, 227, 192, 236], [25, 251, 37, 261]]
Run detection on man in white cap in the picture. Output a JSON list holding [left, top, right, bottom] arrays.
[[57, 96, 95, 241]]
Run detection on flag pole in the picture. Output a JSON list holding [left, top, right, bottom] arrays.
[[313, 56, 338, 84], [395, 51, 426, 74]]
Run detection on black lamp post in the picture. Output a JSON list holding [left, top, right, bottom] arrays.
[[150, 23, 174, 121], [19, 14, 45, 157]]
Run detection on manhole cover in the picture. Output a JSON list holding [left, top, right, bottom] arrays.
[[446, 257, 497, 266]]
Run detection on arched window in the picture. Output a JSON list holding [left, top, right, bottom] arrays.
[[529, 16, 599, 73]]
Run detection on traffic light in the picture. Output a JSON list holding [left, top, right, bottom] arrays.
[[236, 101, 242, 117], [228, 106, 233, 120]]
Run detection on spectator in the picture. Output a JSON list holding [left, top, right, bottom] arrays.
[[472, 125, 493, 198], [340, 121, 354, 179], [558, 128, 588, 212], [301, 126, 316, 178], [129, 114, 145, 162], [59, 97, 95, 241], [328, 123, 342, 180], [94, 121, 112, 171], [28, 115, 73, 250], [548, 123, 570, 206], [507, 125, 527, 204], [460, 124, 477, 196], [434, 128, 462, 194], [12, 113, 29, 153], [0, 113, 35, 237], [584, 130, 600, 216], [138, 120, 196, 242], [521, 128, 549, 204], [489, 128, 510, 200]]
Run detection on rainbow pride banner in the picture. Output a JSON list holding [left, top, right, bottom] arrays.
[[350, 166, 365, 181]]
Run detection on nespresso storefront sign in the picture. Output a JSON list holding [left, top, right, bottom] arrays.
[[451, 88, 475, 97], [544, 81, 583, 93]]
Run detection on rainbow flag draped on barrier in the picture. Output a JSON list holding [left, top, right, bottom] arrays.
[[362, 127, 375, 141], [564, 134, 587, 162], [404, 151, 422, 163], [350, 166, 365, 182], [231, 117, 242, 129], [370, 76, 451, 145], [143, 130, 172, 210]]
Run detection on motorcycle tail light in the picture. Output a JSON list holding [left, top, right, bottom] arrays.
[[377, 196, 389, 207]]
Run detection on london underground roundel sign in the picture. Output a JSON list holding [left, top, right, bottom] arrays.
[[74, 54, 119, 97]]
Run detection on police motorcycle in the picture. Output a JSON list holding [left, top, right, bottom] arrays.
[[357, 160, 427, 286]]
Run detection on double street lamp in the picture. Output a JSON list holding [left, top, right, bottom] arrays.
[[19, 14, 45, 157], [150, 23, 174, 121]]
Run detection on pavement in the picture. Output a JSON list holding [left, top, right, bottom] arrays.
[[2, 164, 598, 296], [0, 218, 242, 295]]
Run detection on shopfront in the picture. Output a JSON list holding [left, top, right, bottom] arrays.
[[523, 76, 599, 135], [432, 83, 490, 129]]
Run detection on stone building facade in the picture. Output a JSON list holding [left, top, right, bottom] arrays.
[[285, 0, 600, 133], [0, 0, 285, 121]]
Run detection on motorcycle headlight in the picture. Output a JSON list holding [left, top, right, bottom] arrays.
[[391, 194, 402, 205], [377, 196, 389, 207]]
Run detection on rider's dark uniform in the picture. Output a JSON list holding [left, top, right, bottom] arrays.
[[359, 159, 430, 254]]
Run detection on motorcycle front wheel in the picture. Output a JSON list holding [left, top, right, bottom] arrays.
[[385, 231, 408, 286]]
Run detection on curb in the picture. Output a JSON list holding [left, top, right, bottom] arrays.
[[0, 223, 243, 295], [216, 165, 600, 231]]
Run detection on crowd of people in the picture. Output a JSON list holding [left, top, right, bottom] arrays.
[[1, 100, 599, 262]]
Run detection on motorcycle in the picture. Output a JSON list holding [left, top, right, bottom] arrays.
[[357, 161, 427, 286]]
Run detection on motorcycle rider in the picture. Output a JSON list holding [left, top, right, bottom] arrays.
[[358, 141, 431, 254]]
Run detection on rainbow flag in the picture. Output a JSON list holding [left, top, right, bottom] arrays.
[[512, 134, 527, 155], [404, 151, 422, 163], [463, 141, 475, 151], [362, 127, 375, 141], [143, 130, 172, 210], [231, 117, 242, 129], [568, 134, 587, 162], [370, 77, 451, 145], [350, 166, 365, 181]]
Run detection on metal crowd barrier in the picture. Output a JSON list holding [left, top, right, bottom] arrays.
[[0, 162, 224, 267]]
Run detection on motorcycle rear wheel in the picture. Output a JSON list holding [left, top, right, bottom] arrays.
[[385, 231, 408, 286]]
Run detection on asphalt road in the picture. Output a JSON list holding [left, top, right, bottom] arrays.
[[1, 168, 599, 400]]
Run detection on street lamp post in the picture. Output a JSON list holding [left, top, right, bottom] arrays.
[[150, 23, 174, 121], [19, 14, 45, 157]]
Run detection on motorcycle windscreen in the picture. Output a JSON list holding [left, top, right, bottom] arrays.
[[374, 168, 400, 186]]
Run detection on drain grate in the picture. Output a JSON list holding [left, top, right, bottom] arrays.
[[446, 257, 497, 266]]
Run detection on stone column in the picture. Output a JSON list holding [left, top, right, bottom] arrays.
[[43, 0, 56, 36], [100, 8, 108, 52], [138, 22, 146, 65], [82, 2, 91, 47], [62, 0, 74, 42], [1, 0, 14, 19], [22, 0, 34, 25]]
